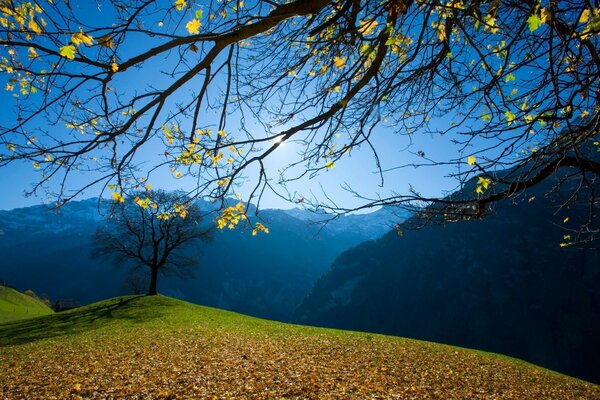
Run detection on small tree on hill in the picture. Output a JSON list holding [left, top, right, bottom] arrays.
[[94, 190, 212, 296]]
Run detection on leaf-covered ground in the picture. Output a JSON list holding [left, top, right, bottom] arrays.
[[0, 296, 598, 399]]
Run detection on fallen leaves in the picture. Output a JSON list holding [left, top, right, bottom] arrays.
[[0, 297, 598, 399]]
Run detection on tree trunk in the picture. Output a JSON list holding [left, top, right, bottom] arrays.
[[147, 266, 159, 296]]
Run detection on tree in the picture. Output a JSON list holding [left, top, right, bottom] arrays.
[[94, 190, 212, 295], [0, 1, 599, 243]]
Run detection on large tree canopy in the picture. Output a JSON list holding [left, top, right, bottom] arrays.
[[0, 0, 599, 243]]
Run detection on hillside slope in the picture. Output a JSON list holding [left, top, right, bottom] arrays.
[[0, 285, 53, 323], [0, 295, 597, 399]]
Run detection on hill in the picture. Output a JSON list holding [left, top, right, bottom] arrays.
[[0, 295, 597, 399], [0, 285, 53, 323], [295, 176, 600, 383], [0, 199, 407, 321]]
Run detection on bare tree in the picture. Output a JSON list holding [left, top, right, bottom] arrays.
[[94, 190, 212, 295], [0, 1, 598, 243]]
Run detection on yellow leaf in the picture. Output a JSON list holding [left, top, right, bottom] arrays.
[[436, 23, 446, 42], [358, 19, 378, 36], [475, 186, 483, 194], [334, 56, 347, 69], [71, 31, 94, 47], [28, 18, 42, 34], [145, 183, 151, 190], [563, 217, 569, 223], [540, 8, 551, 23], [186, 19, 201, 34], [111, 62, 119, 72], [112, 192, 125, 203], [325, 161, 335, 169], [505, 110, 516, 125], [467, 155, 476, 165], [174, 0, 186, 11], [580, 9, 590, 23], [477, 176, 491, 189], [59, 45, 76, 60], [483, 14, 498, 34]]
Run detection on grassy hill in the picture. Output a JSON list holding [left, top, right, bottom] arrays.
[[0, 285, 53, 323], [0, 296, 598, 399]]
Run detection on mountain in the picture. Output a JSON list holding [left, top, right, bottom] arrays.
[[0, 198, 408, 322], [295, 176, 600, 383]]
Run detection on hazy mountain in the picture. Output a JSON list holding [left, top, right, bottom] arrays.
[[0, 198, 408, 321], [295, 177, 600, 383]]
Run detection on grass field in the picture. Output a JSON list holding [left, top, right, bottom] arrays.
[[0, 295, 598, 399], [0, 285, 53, 323]]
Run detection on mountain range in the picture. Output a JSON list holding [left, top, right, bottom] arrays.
[[0, 198, 407, 322]]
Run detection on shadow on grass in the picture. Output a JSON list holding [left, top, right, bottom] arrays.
[[0, 296, 163, 346]]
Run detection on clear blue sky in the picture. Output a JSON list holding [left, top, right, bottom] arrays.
[[0, 1, 461, 212]]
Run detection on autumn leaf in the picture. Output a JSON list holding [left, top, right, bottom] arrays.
[[505, 110, 516, 126], [334, 56, 347, 69], [111, 62, 119, 73], [325, 161, 335, 169], [358, 19, 378, 36], [112, 192, 125, 203], [28, 47, 38, 59], [540, 8, 551, 23], [186, 19, 201, 34], [174, 0, 187, 11], [71, 31, 94, 47], [467, 156, 476, 165], [98, 35, 115, 49], [483, 14, 498, 34], [579, 9, 590, 24], [477, 176, 491, 189], [28, 18, 42, 34], [59, 45, 77, 60]]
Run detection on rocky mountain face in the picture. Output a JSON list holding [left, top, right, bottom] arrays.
[[0, 198, 407, 322]]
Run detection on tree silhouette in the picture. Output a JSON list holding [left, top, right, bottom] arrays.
[[0, 0, 598, 243], [94, 190, 212, 295]]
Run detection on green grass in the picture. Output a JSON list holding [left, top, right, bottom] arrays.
[[0, 285, 53, 323], [0, 295, 284, 346], [1, 295, 598, 399]]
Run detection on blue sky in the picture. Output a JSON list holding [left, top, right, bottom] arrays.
[[0, 0, 467, 211]]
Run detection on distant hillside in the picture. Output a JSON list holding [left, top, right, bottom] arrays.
[[0, 295, 598, 398], [296, 176, 600, 383], [0, 286, 53, 323], [0, 199, 408, 321]]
